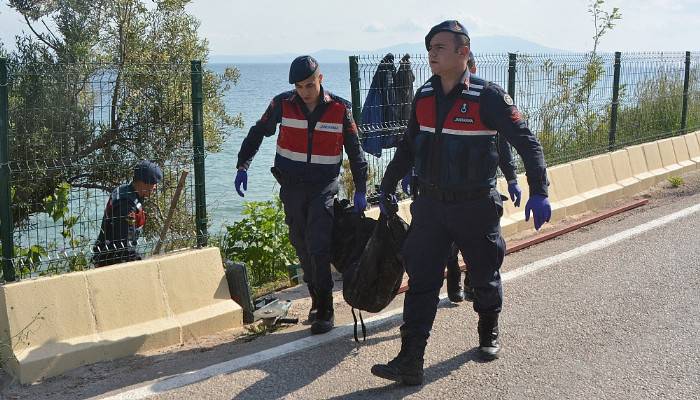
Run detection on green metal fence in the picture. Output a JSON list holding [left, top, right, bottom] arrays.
[[349, 51, 699, 193], [0, 60, 208, 282]]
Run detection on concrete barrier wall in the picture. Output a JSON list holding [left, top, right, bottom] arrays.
[[4, 132, 698, 384], [501, 133, 698, 232], [0, 247, 242, 384], [684, 132, 700, 167], [609, 150, 644, 197], [671, 137, 696, 174], [364, 131, 700, 237]]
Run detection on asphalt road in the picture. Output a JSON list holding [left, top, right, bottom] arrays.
[[6, 172, 700, 400], [129, 179, 700, 399]]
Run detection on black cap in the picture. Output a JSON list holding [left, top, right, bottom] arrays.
[[289, 55, 319, 84], [133, 160, 163, 184], [425, 20, 470, 50]]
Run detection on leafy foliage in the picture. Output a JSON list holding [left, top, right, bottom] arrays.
[[667, 176, 684, 188], [4, 182, 90, 278], [4, 0, 242, 226], [1, 0, 244, 275], [527, 0, 623, 166], [219, 198, 297, 288]]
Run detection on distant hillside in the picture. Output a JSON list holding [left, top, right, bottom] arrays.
[[209, 35, 564, 64]]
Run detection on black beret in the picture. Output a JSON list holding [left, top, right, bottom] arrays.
[[425, 20, 470, 50], [133, 160, 163, 184], [289, 55, 319, 84]]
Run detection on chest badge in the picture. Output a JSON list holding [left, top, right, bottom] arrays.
[[460, 103, 468, 113]]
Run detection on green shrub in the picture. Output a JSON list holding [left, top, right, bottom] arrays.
[[667, 176, 684, 188], [219, 197, 297, 288]]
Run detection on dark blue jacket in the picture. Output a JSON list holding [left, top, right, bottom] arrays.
[[380, 72, 548, 196], [360, 53, 407, 157], [237, 87, 368, 192], [93, 183, 146, 266]]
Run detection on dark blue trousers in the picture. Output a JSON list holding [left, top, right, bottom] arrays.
[[279, 180, 338, 292], [402, 190, 506, 337]]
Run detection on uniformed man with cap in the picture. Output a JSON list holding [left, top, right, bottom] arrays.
[[235, 55, 368, 334], [446, 50, 523, 304], [371, 20, 551, 385], [93, 160, 163, 267]]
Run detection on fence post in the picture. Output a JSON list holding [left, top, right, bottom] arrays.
[[349, 56, 362, 125], [0, 58, 15, 282], [681, 51, 691, 134], [507, 53, 517, 101], [609, 51, 622, 151], [191, 60, 208, 248]]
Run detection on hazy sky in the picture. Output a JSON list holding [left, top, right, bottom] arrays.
[[1, 0, 698, 54]]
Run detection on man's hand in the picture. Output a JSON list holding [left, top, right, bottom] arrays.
[[353, 191, 367, 213], [525, 194, 551, 230], [508, 180, 522, 207], [235, 169, 248, 197], [378, 192, 398, 216]]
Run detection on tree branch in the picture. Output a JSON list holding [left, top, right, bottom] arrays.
[[41, 19, 62, 49], [22, 14, 60, 53], [69, 182, 115, 192]]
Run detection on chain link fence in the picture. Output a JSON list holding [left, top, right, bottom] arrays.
[[2, 52, 698, 281], [0, 60, 208, 281], [349, 51, 699, 193]]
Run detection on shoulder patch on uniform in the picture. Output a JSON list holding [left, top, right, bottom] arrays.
[[503, 93, 514, 106], [510, 108, 523, 123]]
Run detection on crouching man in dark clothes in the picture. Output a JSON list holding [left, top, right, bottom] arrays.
[[92, 160, 163, 267]]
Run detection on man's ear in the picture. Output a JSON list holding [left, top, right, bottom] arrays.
[[318, 73, 324, 84]]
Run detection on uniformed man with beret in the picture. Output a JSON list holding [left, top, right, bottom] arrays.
[[93, 160, 163, 267], [446, 50, 523, 304], [371, 20, 551, 385], [235, 55, 368, 334]]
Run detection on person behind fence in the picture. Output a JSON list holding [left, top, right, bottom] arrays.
[[234, 55, 368, 335], [371, 20, 551, 386], [92, 160, 163, 267]]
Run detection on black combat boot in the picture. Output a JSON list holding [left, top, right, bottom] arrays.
[[371, 331, 427, 385], [462, 273, 474, 302], [478, 312, 501, 360], [462, 286, 475, 302], [446, 263, 464, 303], [310, 290, 334, 334], [307, 284, 318, 323]]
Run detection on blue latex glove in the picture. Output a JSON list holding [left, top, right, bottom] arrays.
[[378, 192, 398, 216], [508, 181, 522, 207], [401, 174, 412, 196], [525, 194, 551, 230], [234, 169, 248, 197], [353, 191, 367, 213]]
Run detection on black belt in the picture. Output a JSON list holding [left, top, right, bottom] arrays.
[[271, 167, 335, 187], [417, 184, 491, 202]]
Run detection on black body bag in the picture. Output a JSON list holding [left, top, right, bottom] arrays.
[[341, 211, 409, 341]]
